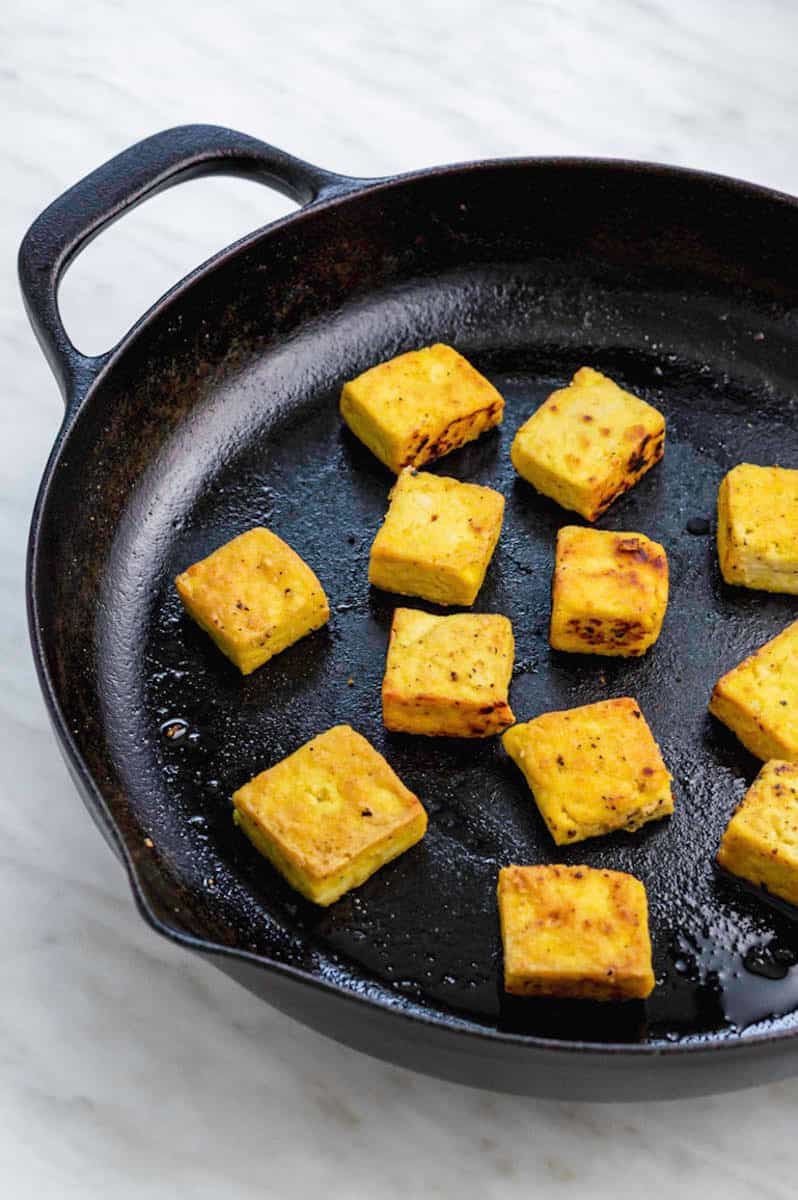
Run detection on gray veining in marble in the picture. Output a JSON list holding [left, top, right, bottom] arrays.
[[3, 1, 798, 1195]]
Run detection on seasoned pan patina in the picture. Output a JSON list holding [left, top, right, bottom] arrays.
[[20, 125, 798, 1099]]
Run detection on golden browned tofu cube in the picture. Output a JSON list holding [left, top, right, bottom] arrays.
[[382, 608, 515, 737], [497, 865, 655, 999], [709, 620, 798, 762], [369, 468, 505, 606], [717, 760, 798, 906], [717, 463, 798, 594], [232, 725, 427, 906], [502, 698, 673, 845], [175, 527, 329, 675], [340, 343, 504, 473], [511, 368, 665, 521], [550, 526, 669, 657]]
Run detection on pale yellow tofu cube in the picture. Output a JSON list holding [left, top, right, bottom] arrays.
[[340, 343, 504, 473], [717, 760, 798, 907], [176, 527, 329, 674], [502, 698, 674, 845], [497, 864, 655, 999], [717, 463, 798, 594], [550, 526, 669, 657], [233, 725, 427, 906], [382, 608, 515, 737], [511, 368, 665, 521], [709, 620, 798, 762], [369, 468, 505, 606]]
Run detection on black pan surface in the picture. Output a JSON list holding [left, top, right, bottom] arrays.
[[21, 127, 798, 1098]]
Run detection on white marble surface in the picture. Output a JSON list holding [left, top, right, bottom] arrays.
[[3, 0, 798, 1195]]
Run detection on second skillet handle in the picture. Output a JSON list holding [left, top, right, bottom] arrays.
[[18, 124, 365, 407]]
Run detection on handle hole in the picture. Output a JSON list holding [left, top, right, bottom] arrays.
[[57, 175, 299, 356]]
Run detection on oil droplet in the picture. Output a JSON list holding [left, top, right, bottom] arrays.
[[160, 718, 189, 742], [678, 927, 798, 1030], [743, 945, 788, 981]]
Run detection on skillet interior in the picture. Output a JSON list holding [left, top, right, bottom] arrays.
[[33, 161, 798, 1054]]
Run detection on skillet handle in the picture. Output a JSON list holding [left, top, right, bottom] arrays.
[[18, 123, 364, 408]]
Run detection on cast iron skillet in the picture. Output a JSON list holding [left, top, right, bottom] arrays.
[[19, 125, 798, 1100]]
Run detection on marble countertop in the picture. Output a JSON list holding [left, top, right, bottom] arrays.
[[3, 1, 798, 1195]]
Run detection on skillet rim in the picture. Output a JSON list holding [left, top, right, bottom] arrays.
[[26, 151, 798, 1061]]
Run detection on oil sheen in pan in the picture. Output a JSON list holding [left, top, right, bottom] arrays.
[[145, 353, 798, 1049]]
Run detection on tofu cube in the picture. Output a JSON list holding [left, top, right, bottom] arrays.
[[497, 865, 655, 999], [176, 527, 329, 675], [709, 619, 798, 762], [502, 698, 673, 844], [550, 526, 669, 657], [382, 608, 515, 737], [717, 463, 798, 594], [511, 367, 665, 521], [340, 343, 504, 473], [717, 760, 798, 906], [369, 468, 505, 606], [232, 725, 427, 906]]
